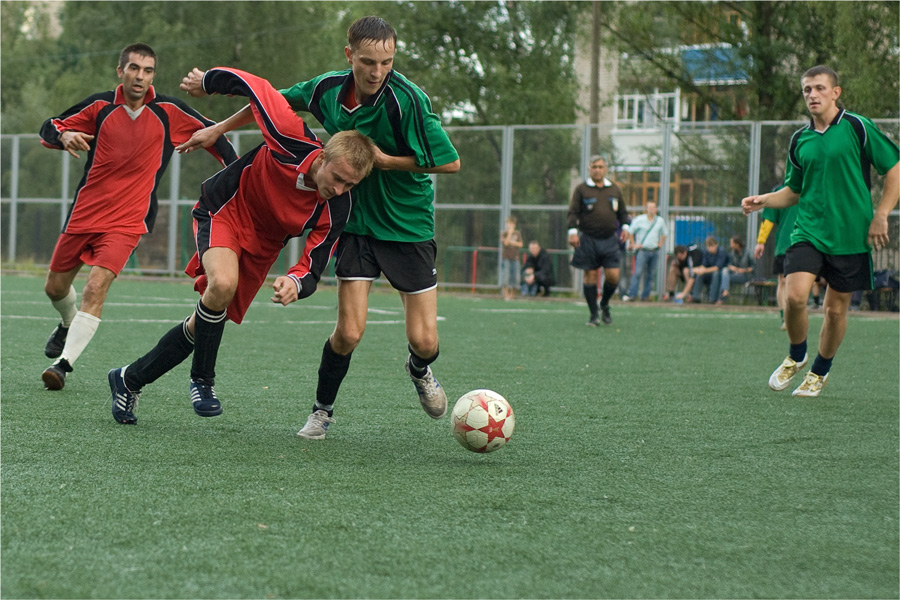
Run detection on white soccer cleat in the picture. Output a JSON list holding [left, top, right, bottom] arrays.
[[405, 356, 448, 419], [792, 372, 829, 397], [297, 410, 335, 440], [768, 354, 808, 391]]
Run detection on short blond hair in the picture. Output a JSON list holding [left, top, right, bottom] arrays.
[[322, 130, 377, 178]]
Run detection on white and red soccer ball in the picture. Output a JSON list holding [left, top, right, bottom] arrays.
[[450, 389, 515, 453]]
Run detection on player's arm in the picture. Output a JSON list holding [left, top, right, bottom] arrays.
[[39, 94, 104, 158], [741, 186, 799, 215], [567, 189, 582, 248], [869, 162, 900, 250], [281, 199, 351, 303], [374, 151, 460, 174], [177, 68, 255, 154], [163, 95, 238, 166]]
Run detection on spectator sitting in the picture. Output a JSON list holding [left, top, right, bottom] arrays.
[[692, 236, 730, 304], [722, 235, 756, 299], [664, 244, 702, 302], [521, 240, 555, 297]]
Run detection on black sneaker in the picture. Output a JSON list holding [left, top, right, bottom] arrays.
[[109, 367, 140, 425], [190, 379, 222, 417], [44, 323, 69, 358], [42, 358, 72, 390], [600, 305, 612, 325], [587, 314, 600, 327]]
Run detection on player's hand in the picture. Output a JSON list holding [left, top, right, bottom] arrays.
[[741, 195, 764, 215], [176, 125, 219, 154], [868, 213, 890, 251], [568, 233, 580, 248], [180, 68, 207, 98], [59, 131, 94, 159], [754, 243, 766, 259], [271, 276, 299, 306]]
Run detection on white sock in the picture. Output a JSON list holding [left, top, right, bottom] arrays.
[[59, 311, 101, 366], [51, 285, 78, 327]]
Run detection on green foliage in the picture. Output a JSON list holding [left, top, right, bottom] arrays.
[[603, 1, 899, 120]]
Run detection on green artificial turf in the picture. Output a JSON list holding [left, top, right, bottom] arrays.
[[2, 273, 898, 598]]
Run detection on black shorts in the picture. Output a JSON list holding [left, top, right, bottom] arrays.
[[783, 242, 873, 293], [773, 254, 785, 275], [571, 233, 621, 270], [335, 233, 438, 294]]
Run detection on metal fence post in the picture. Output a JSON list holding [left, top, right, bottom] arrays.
[[655, 122, 673, 298], [8, 136, 20, 262], [167, 151, 181, 276]]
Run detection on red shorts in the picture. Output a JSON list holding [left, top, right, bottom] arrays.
[[49, 231, 142, 275], [186, 206, 282, 324]]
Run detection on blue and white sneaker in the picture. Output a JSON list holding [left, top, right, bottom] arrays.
[[405, 356, 447, 419], [190, 379, 222, 417], [109, 367, 140, 425]]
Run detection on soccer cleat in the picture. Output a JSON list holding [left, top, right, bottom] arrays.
[[44, 323, 69, 359], [621, 295, 633, 302], [792, 372, 829, 397], [600, 305, 612, 325], [297, 410, 335, 440], [768, 354, 808, 391], [405, 356, 448, 419], [587, 314, 600, 327], [42, 359, 72, 390], [109, 367, 141, 425], [190, 379, 222, 417]]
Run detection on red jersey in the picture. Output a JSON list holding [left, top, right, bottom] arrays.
[[40, 86, 237, 235], [187, 67, 353, 310]]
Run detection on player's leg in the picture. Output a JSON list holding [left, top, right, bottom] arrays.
[[769, 270, 816, 391], [43, 265, 80, 358], [188, 246, 239, 417], [792, 286, 851, 395], [583, 268, 600, 325], [626, 250, 646, 300], [642, 250, 658, 300], [401, 287, 447, 419], [109, 315, 195, 424], [298, 279, 370, 440], [599, 266, 620, 324]]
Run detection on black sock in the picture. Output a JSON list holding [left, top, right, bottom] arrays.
[[811, 353, 834, 377], [408, 344, 438, 377], [789, 340, 808, 363], [600, 281, 617, 307], [315, 339, 352, 416], [190, 300, 227, 384], [583, 284, 599, 316], [126, 317, 194, 390]]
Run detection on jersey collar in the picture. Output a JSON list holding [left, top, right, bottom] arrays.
[[585, 176, 613, 188], [113, 84, 157, 106], [806, 107, 844, 133], [338, 70, 392, 110]]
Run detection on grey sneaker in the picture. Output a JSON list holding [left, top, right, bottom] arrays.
[[405, 356, 448, 419], [297, 410, 335, 440], [768, 354, 808, 391]]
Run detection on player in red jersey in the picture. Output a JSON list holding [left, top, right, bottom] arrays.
[[39, 43, 237, 391], [107, 67, 376, 425]]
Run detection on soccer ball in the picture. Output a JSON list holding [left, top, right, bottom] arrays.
[[450, 389, 515, 453]]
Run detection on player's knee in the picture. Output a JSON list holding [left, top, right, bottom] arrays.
[[409, 332, 438, 358], [333, 324, 365, 352], [206, 272, 238, 303]]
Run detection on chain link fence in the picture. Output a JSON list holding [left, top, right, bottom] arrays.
[[3, 120, 897, 297]]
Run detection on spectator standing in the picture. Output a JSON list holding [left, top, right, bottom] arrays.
[[741, 65, 899, 397], [500, 216, 523, 300], [521, 241, 555, 297], [624, 201, 668, 301], [568, 155, 630, 326]]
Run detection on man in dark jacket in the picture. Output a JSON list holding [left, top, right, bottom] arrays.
[[521, 241, 556, 296]]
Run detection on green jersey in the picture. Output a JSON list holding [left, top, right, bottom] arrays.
[[760, 204, 798, 257], [281, 70, 459, 242], [784, 109, 899, 254]]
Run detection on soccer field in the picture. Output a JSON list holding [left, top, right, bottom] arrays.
[[2, 273, 898, 598]]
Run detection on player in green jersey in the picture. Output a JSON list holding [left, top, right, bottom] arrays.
[[742, 65, 899, 398], [178, 17, 460, 436]]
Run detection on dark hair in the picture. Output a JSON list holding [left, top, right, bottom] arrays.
[[347, 16, 397, 50], [730, 235, 745, 250], [119, 43, 156, 70], [801, 65, 839, 87], [674, 244, 687, 254]]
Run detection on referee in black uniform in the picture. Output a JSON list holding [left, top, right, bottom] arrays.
[[568, 155, 630, 326]]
